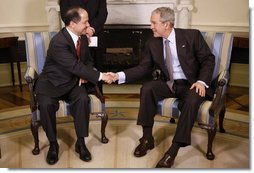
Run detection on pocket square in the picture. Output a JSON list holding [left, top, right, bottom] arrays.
[[182, 45, 186, 47]]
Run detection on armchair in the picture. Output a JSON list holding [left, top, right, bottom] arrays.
[[156, 31, 233, 160], [24, 32, 109, 155]]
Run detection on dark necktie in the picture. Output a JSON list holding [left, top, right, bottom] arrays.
[[76, 37, 81, 60], [165, 39, 175, 93]]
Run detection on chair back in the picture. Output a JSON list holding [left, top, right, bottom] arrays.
[[201, 32, 234, 81], [25, 32, 57, 75]]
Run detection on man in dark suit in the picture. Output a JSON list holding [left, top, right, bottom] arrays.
[[60, 0, 108, 93], [35, 7, 112, 165], [109, 7, 215, 168]]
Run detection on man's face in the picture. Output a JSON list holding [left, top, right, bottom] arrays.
[[150, 13, 169, 38], [72, 10, 90, 36]]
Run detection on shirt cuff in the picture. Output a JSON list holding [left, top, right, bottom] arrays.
[[197, 80, 209, 88], [99, 72, 102, 81], [117, 71, 126, 84]]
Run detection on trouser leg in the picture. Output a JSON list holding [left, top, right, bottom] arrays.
[[137, 80, 173, 127], [37, 94, 59, 142], [66, 86, 90, 138], [173, 86, 205, 146]]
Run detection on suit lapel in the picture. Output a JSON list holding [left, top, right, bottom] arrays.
[[153, 38, 170, 78], [175, 29, 187, 64], [62, 28, 77, 59]]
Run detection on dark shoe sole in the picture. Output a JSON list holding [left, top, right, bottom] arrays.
[[46, 157, 58, 165]]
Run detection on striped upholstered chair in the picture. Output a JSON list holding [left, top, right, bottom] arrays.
[[156, 31, 234, 160], [24, 32, 109, 155]]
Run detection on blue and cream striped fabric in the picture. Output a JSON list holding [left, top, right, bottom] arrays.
[[157, 32, 234, 128], [25, 32, 57, 75], [24, 32, 105, 120]]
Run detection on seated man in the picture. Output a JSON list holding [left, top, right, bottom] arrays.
[[34, 7, 112, 165], [109, 7, 215, 168]]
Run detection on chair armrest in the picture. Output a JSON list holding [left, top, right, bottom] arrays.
[[24, 66, 38, 83], [24, 66, 38, 112], [209, 70, 229, 117], [94, 85, 105, 103]]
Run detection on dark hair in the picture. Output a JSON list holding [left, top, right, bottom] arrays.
[[62, 6, 83, 26]]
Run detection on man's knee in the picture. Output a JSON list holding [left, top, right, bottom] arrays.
[[140, 82, 155, 94], [77, 93, 90, 104], [184, 90, 205, 107], [38, 101, 59, 112]]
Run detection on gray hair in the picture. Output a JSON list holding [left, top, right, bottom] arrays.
[[152, 7, 175, 26]]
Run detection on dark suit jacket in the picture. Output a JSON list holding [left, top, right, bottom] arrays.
[[123, 28, 216, 98], [35, 28, 100, 97], [60, 0, 108, 38]]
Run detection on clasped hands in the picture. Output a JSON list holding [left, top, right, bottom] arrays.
[[101, 72, 119, 84]]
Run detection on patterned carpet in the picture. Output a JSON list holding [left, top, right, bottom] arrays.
[[0, 84, 249, 168]]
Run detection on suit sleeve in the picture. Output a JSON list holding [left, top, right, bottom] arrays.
[[59, 0, 69, 21], [89, 0, 108, 35], [49, 37, 100, 85]]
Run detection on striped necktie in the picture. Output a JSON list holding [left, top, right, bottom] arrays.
[[165, 39, 175, 93], [76, 37, 81, 60]]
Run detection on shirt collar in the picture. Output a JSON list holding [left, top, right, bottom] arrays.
[[164, 28, 175, 44], [66, 27, 79, 47]]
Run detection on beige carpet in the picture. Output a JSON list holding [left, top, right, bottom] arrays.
[[0, 120, 249, 168], [0, 84, 249, 168]]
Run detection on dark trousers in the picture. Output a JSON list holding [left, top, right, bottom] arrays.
[[137, 80, 206, 147], [37, 85, 90, 142]]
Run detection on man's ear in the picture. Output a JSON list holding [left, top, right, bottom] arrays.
[[165, 21, 171, 29], [69, 20, 76, 28]]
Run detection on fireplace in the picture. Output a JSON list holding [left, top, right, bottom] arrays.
[[45, 0, 194, 73], [102, 25, 153, 72]]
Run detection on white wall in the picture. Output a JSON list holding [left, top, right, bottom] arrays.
[[0, 0, 249, 35], [191, 0, 249, 37], [0, 0, 48, 36]]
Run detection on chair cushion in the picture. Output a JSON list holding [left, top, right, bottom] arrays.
[[157, 99, 215, 128], [32, 94, 105, 120]]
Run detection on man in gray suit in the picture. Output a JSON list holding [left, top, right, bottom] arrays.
[[110, 7, 215, 168], [35, 7, 112, 165]]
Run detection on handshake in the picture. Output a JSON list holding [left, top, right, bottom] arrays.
[[101, 72, 119, 84]]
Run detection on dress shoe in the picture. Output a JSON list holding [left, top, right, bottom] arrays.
[[46, 143, 59, 165], [134, 137, 154, 157], [75, 142, 91, 162], [155, 152, 175, 168]]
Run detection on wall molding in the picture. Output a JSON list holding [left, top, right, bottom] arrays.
[[0, 25, 49, 38], [191, 22, 249, 34]]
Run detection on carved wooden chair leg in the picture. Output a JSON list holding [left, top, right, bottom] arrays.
[[31, 121, 41, 155], [206, 127, 217, 160], [169, 118, 175, 123], [0, 146, 1, 159], [100, 112, 109, 143], [219, 106, 226, 133]]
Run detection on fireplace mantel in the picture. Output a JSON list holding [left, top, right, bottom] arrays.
[[45, 0, 193, 31]]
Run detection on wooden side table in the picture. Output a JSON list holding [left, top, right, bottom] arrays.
[[0, 36, 22, 91]]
